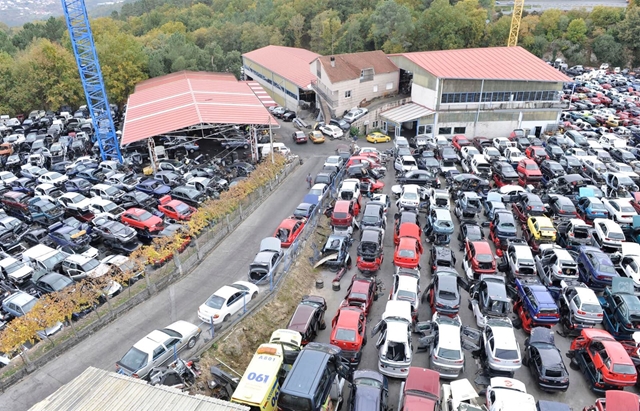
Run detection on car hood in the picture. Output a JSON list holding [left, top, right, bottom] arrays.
[[355, 385, 381, 410], [86, 263, 111, 279], [7, 265, 33, 281]]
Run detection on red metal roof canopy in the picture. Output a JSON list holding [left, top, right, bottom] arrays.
[[396, 46, 571, 82], [243, 45, 320, 89], [122, 71, 277, 145]]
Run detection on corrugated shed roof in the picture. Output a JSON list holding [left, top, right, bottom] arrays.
[[380, 103, 434, 123], [28, 367, 249, 411], [243, 45, 320, 89], [246, 81, 277, 107], [396, 47, 571, 82], [317, 51, 398, 84], [122, 71, 277, 145]]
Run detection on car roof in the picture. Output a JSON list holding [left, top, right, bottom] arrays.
[[5, 291, 35, 306], [489, 324, 518, 349], [65, 254, 91, 264], [405, 367, 440, 398], [471, 241, 492, 254], [213, 285, 241, 299]]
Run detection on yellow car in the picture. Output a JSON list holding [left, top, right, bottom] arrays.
[[308, 131, 325, 144], [366, 131, 391, 144], [527, 216, 556, 242]]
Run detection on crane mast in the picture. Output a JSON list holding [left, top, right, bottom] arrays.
[[508, 0, 525, 47], [60, 0, 123, 162]]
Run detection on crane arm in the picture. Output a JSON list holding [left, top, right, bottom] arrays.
[[507, 0, 525, 47]]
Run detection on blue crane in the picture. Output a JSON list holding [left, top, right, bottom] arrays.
[[60, 0, 123, 162]]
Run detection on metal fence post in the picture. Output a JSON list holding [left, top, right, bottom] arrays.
[[174, 252, 182, 276], [195, 236, 202, 260], [239, 203, 243, 220]]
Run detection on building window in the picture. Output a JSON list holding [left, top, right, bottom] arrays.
[[424, 125, 433, 134], [372, 121, 379, 128], [439, 127, 452, 135], [441, 89, 560, 104], [386, 82, 393, 90], [360, 68, 374, 82], [344, 90, 352, 98], [373, 85, 378, 93], [316, 62, 321, 78], [454, 127, 466, 134]]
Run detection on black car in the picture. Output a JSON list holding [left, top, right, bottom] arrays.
[[516, 137, 531, 152], [30, 272, 74, 296], [610, 148, 636, 164], [438, 146, 459, 163], [396, 169, 439, 188], [492, 161, 518, 184], [546, 136, 570, 150], [347, 370, 388, 411], [314, 172, 334, 186], [120, 190, 157, 210], [539, 160, 565, 184], [171, 186, 206, 207], [227, 162, 255, 177], [360, 203, 386, 230], [545, 144, 564, 162], [75, 168, 106, 184], [457, 220, 485, 243], [22, 228, 50, 247], [293, 202, 316, 219], [546, 194, 577, 218], [523, 327, 570, 392], [429, 244, 457, 272]]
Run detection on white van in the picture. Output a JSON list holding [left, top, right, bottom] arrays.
[[259, 142, 291, 159]]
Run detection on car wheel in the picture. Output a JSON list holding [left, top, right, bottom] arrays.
[[187, 336, 197, 349], [319, 318, 327, 330], [251, 292, 257, 300], [468, 300, 472, 310], [243, 144, 248, 149], [569, 357, 580, 370], [363, 335, 367, 346], [373, 140, 377, 144], [223, 314, 230, 322]]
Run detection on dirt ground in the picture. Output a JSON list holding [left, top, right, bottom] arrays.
[[193, 215, 332, 396]]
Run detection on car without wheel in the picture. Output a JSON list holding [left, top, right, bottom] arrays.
[[115, 320, 202, 379]]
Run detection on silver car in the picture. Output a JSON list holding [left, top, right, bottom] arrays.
[[483, 318, 521, 377], [116, 320, 201, 378]]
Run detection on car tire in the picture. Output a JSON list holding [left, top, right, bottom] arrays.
[[251, 292, 257, 300], [319, 318, 327, 330], [223, 314, 230, 322], [468, 300, 472, 310], [569, 357, 580, 370], [373, 140, 377, 144], [243, 144, 248, 149], [187, 336, 197, 349]]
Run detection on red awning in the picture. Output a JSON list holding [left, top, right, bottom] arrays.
[[121, 71, 277, 145]]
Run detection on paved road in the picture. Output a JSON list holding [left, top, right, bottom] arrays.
[[497, 0, 627, 10], [309, 146, 615, 411], [1, 126, 339, 411]]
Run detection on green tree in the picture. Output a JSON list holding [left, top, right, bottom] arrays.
[[592, 34, 625, 66], [617, 6, 640, 65], [337, 15, 365, 53], [566, 18, 587, 44], [417, 0, 482, 50], [369, 0, 414, 53], [288, 13, 306, 48], [589, 6, 624, 29], [309, 10, 342, 54], [484, 15, 511, 47], [0, 52, 15, 114], [538, 9, 563, 41]]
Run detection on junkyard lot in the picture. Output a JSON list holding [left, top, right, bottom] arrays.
[[308, 141, 616, 410]]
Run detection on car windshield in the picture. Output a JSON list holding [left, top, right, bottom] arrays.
[[613, 363, 637, 375], [476, 253, 493, 263], [617, 164, 633, 172], [590, 202, 606, 210], [581, 302, 602, 313], [119, 347, 148, 371], [49, 275, 72, 290], [609, 231, 625, 240], [397, 290, 416, 302], [4, 260, 23, 274], [438, 289, 457, 300], [398, 249, 415, 258], [355, 377, 382, 389], [526, 164, 538, 170], [438, 347, 461, 360], [81, 259, 99, 271], [175, 203, 191, 213], [49, 172, 63, 179], [403, 192, 418, 201], [620, 204, 636, 213], [205, 294, 225, 309], [137, 210, 153, 221], [104, 202, 119, 212], [335, 328, 356, 342], [105, 186, 119, 195], [43, 252, 65, 270]]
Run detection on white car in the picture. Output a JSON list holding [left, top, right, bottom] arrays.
[[459, 146, 480, 162], [4, 133, 25, 145], [483, 318, 522, 376], [343, 108, 368, 123], [592, 218, 625, 250], [38, 171, 68, 186], [319, 124, 344, 139], [485, 378, 536, 411], [371, 300, 413, 378], [394, 155, 418, 173], [395, 184, 423, 210], [483, 146, 502, 163], [0, 171, 17, 186], [20, 165, 47, 178], [323, 156, 344, 169], [602, 198, 637, 224], [58, 192, 93, 211], [88, 198, 125, 220], [309, 183, 329, 199], [440, 379, 485, 411], [198, 281, 259, 325], [389, 267, 420, 318], [65, 156, 95, 170], [0, 256, 33, 284], [423, 313, 467, 379], [338, 179, 361, 202], [428, 188, 450, 210]]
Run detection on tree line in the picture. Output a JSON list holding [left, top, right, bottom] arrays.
[[0, 1, 636, 115]]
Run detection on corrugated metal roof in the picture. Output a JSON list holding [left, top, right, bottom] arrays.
[[246, 81, 277, 107], [396, 47, 571, 82], [28, 367, 249, 411], [317, 51, 398, 84], [380, 103, 434, 123], [122, 71, 277, 145], [243, 45, 320, 89]]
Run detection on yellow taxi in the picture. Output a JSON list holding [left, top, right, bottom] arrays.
[[366, 131, 391, 144], [527, 216, 557, 242], [308, 130, 325, 144]]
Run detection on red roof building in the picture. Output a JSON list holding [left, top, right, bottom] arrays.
[[242, 45, 320, 110], [121, 71, 276, 146]]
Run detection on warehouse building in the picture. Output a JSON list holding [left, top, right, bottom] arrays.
[[383, 46, 571, 138], [242, 45, 320, 111]]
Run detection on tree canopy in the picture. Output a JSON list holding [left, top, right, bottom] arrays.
[[0, 1, 636, 114]]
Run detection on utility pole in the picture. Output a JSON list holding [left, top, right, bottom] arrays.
[[269, 117, 274, 164]]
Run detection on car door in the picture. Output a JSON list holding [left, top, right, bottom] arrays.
[[162, 336, 182, 359], [226, 292, 244, 317]]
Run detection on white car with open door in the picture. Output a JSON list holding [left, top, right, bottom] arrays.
[[484, 377, 536, 411], [371, 300, 413, 378], [440, 378, 487, 411]]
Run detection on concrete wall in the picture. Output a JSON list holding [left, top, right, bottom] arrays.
[[411, 83, 438, 108], [315, 62, 399, 116], [434, 109, 559, 138]]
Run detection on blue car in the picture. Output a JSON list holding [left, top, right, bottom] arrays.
[[64, 178, 92, 196], [66, 161, 99, 177], [483, 192, 507, 220], [514, 278, 559, 332], [577, 245, 619, 290], [135, 179, 171, 198], [576, 196, 608, 222], [10, 178, 35, 195], [48, 223, 91, 249]]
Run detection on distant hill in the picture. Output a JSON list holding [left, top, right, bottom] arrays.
[[0, 0, 132, 26]]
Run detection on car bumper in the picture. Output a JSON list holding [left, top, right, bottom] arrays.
[[378, 361, 410, 378], [198, 312, 222, 325], [430, 360, 462, 379]]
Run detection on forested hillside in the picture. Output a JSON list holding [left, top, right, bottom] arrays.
[[0, 0, 635, 114]]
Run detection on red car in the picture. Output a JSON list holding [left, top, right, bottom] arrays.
[[583, 391, 640, 411], [524, 146, 548, 164], [516, 159, 542, 188], [568, 328, 637, 393], [158, 195, 196, 221], [339, 276, 376, 317], [394, 223, 423, 269], [330, 306, 367, 366], [330, 200, 357, 230], [121, 208, 164, 232], [452, 135, 471, 151], [398, 367, 440, 411], [274, 217, 306, 247], [463, 240, 496, 279], [630, 192, 640, 214]]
